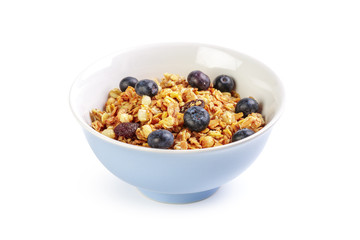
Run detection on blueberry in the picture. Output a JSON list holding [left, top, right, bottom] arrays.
[[147, 129, 174, 149], [213, 75, 235, 92], [183, 106, 210, 132], [187, 70, 210, 90], [235, 98, 259, 117], [119, 76, 138, 92], [135, 79, 159, 97], [232, 128, 255, 142]]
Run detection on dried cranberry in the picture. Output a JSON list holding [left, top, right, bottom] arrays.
[[114, 122, 139, 138], [180, 99, 205, 113]]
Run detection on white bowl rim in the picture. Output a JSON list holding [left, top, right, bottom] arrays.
[[69, 42, 285, 154]]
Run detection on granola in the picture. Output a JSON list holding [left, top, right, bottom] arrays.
[[90, 73, 265, 150]]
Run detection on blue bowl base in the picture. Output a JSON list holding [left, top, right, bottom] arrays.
[[138, 187, 220, 204]]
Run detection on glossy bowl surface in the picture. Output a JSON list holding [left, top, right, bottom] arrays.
[[69, 42, 284, 203]]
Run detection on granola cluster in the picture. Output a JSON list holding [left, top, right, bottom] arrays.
[[90, 73, 265, 150]]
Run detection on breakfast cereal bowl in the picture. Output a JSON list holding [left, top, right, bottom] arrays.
[[69, 42, 284, 203]]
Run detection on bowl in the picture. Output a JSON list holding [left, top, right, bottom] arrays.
[[69, 42, 284, 204]]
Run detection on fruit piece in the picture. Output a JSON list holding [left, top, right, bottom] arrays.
[[184, 106, 210, 132], [180, 99, 205, 113], [213, 75, 235, 92], [114, 122, 139, 139], [235, 98, 259, 117], [232, 128, 255, 142], [119, 76, 138, 92], [147, 129, 174, 149], [135, 79, 159, 97], [187, 70, 210, 90]]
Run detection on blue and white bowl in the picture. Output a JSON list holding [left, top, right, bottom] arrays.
[[69, 43, 284, 204]]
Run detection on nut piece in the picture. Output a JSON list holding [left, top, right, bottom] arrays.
[[101, 128, 116, 139], [138, 109, 149, 122], [119, 113, 133, 123], [141, 124, 153, 138], [142, 95, 152, 106]]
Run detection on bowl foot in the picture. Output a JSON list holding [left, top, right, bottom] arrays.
[[138, 187, 220, 204]]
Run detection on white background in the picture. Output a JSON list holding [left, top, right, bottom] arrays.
[[1, 0, 359, 239]]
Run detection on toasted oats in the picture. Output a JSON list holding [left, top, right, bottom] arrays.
[[189, 137, 202, 149], [105, 104, 116, 114], [159, 116, 175, 129], [208, 130, 223, 139], [90, 109, 102, 121], [109, 88, 121, 98], [91, 73, 265, 149], [221, 111, 236, 125], [223, 126, 233, 139], [200, 136, 215, 148], [238, 113, 265, 132], [91, 120, 103, 132]]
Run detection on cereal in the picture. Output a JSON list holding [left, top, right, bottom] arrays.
[[90, 73, 265, 149]]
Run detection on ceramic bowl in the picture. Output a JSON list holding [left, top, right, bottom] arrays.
[[69, 42, 284, 203]]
